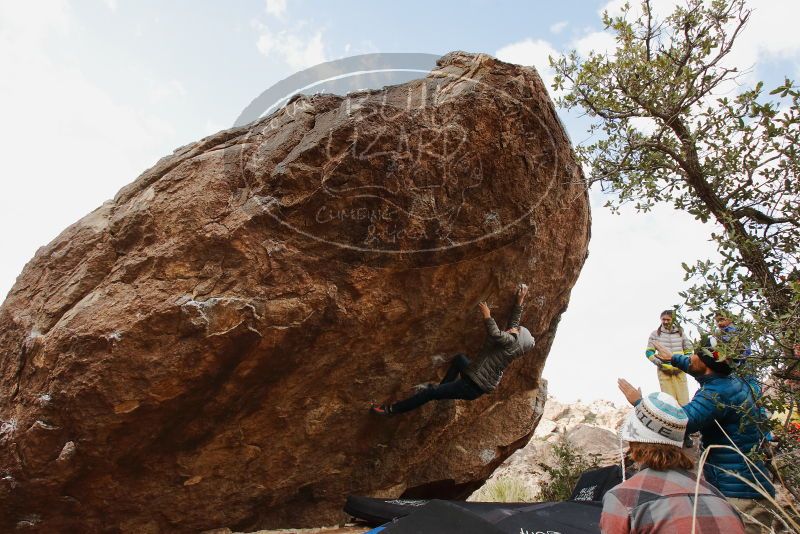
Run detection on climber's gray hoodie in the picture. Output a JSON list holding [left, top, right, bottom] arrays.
[[463, 303, 536, 393]]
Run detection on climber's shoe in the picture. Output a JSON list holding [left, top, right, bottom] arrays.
[[370, 403, 392, 416]]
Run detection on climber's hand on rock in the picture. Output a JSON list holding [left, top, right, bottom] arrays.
[[515, 284, 529, 304], [478, 301, 491, 319], [618, 378, 642, 406]]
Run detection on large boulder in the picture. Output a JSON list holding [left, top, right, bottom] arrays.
[[0, 51, 590, 532]]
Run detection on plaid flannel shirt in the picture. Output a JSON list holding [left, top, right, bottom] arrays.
[[600, 468, 745, 534]]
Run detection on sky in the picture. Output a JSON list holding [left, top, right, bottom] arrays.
[[1, 0, 799, 404]]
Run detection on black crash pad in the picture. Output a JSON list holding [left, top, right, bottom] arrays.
[[569, 464, 626, 502], [344, 495, 532, 526], [349, 496, 602, 533], [379, 500, 506, 534], [494, 500, 602, 533]]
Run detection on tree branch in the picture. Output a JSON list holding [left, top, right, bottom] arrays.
[[734, 206, 800, 227]]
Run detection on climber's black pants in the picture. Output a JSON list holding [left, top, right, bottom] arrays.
[[389, 354, 485, 414]]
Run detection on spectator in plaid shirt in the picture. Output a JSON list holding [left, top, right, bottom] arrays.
[[600, 392, 745, 534]]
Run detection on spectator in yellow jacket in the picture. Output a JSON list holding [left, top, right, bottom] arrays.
[[645, 310, 692, 436]]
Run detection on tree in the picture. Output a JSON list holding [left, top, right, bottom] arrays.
[[551, 0, 799, 498], [536, 433, 600, 502]]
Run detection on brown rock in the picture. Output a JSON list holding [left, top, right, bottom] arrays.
[[0, 51, 590, 532]]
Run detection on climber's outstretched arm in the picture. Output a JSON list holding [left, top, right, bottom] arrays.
[[479, 301, 516, 347], [507, 283, 528, 329]]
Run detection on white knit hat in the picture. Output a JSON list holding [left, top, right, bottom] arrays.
[[620, 392, 687, 448]]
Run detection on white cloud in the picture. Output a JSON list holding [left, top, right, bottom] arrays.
[[573, 30, 617, 59], [266, 0, 287, 18], [257, 1, 329, 71], [257, 27, 325, 70], [751, 3, 800, 58], [495, 38, 559, 93], [550, 21, 568, 34], [722, 2, 800, 82], [254, 19, 327, 70], [600, 0, 681, 18], [578, 0, 677, 62]]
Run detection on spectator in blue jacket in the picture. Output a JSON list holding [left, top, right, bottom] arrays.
[[618, 336, 778, 534], [715, 310, 753, 366], [715, 311, 772, 442]]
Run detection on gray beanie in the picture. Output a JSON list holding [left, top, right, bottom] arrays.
[[517, 326, 535, 353]]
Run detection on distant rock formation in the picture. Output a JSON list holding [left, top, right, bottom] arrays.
[[471, 396, 628, 500], [0, 51, 590, 532]]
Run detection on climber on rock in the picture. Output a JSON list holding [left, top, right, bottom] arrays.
[[371, 284, 535, 416]]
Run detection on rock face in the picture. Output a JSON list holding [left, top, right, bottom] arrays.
[[0, 51, 590, 532]]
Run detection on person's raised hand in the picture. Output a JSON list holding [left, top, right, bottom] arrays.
[[617, 378, 643, 406], [652, 341, 673, 362], [516, 283, 529, 304], [478, 301, 491, 319]]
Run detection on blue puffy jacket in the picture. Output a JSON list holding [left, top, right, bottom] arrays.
[[671, 354, 774, 499]]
